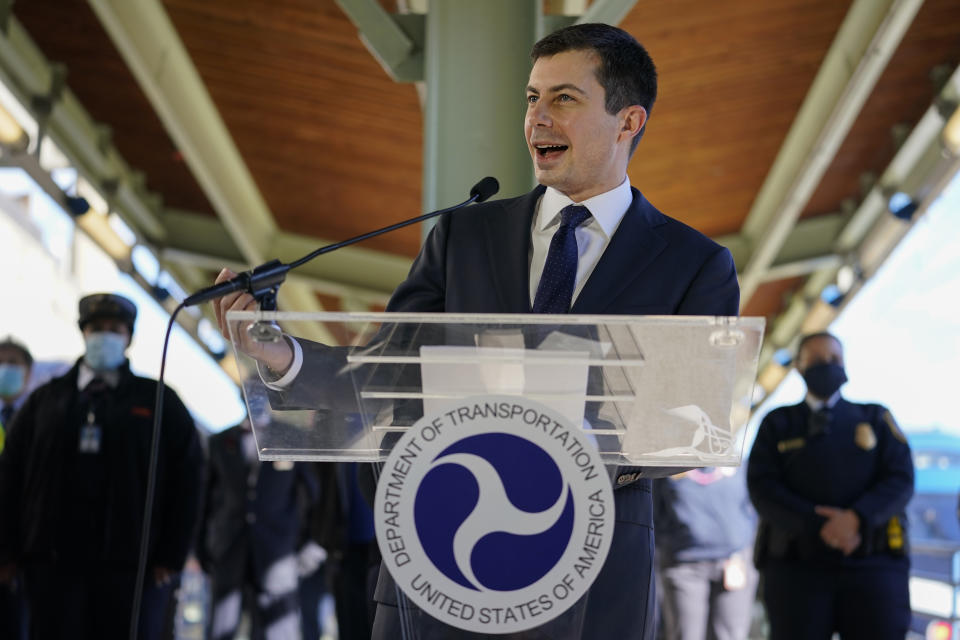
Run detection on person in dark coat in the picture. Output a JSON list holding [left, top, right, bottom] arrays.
[[747, 332, 914, 640], [0, 293, 204, 640], [0, 336, 34, 640], [197, 399, 319, 640]]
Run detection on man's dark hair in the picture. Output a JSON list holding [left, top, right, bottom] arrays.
[[796, 331, 843, 358], [531, 23, 657, 153], [0, 336, 33, 366]]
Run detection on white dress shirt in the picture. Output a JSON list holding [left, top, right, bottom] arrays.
[[77, 362, 121, 391], [528, 177, 634, 308], [805, 391, 841, 412]]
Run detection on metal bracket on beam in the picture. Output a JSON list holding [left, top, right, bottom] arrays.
[[336, 0, 425, 83]]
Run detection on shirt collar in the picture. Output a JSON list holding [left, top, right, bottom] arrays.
[[77, 362, 121, 391], [805, 391, 841, 412], [537, 176, 632, 238]]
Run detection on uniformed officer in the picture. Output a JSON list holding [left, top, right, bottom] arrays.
[[0, 293, 204, 640], [747, 332, 913, 640]]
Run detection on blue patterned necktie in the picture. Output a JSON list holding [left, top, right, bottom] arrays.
[[532, 204, 592, 313]]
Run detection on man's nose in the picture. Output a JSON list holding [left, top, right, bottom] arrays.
[[528, 102, 552, 127]]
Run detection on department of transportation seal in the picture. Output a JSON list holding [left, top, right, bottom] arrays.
[[374, 395, 614, 634]]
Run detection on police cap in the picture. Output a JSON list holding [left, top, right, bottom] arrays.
[[78, 293, 137, 333]]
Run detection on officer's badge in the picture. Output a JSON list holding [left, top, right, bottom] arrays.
[[273, 460, 294, 471], [855, 423, 877, 450], [777, 437, 805, 453], [883, 411, 907, 443]]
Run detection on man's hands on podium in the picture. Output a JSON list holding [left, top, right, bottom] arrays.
[[815, 505, 861, 556], [213, 268, 295, 375]]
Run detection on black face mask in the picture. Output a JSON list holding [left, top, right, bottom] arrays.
[[802, 362, 847, 399]]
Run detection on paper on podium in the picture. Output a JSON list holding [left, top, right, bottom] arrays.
[[419, 343, 591, 429]]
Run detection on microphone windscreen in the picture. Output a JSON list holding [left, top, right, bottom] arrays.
[[470, 177, 500, 203]]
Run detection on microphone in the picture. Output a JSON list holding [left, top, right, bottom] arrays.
[[183, 176, 500, 307], [470, 176, 499, 203]]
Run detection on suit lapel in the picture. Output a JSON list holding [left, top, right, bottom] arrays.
[[571, 189, 667, 314], [483, 187, 542, 312]]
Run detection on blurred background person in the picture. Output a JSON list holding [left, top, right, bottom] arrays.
[[747, 332, 914, 640], [0, 336, 33, 451], [0, 293, 204, 640], [654, 467, 758, 640], [0, 336, 33, 640], [308, 460, 379, 640], [196, 390, 319, 640]]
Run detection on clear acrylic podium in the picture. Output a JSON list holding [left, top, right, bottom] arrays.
[[227, 311, 764, 638]]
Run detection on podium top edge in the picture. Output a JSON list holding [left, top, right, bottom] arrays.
[[224, 310, 764, 327]]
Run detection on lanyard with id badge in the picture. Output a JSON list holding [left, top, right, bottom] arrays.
[[79, 408, 103, 454]]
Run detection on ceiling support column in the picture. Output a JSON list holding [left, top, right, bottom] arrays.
[[421, 0, 538, 223]]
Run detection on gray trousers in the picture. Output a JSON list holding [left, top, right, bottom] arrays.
[[658, 554, 758, 640]]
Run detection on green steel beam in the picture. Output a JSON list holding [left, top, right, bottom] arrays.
[[736, 0, 923, 307], [715, 212, 847, 274], [88, 0, 337, 345], [336, 0, 425, 82]]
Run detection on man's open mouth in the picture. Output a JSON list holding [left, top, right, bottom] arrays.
[[535, 144, 568, 157]]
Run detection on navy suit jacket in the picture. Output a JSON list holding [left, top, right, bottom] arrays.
[[368, 185, 739, 639], [387, 185, 738, 318]]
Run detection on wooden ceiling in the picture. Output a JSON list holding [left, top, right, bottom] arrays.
[[10, 0, 960, 338]]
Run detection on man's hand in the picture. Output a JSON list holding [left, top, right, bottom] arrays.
[[213, 268, 294, 374], [815, 505, 861, 555]]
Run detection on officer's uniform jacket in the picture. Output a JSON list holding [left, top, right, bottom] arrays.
[[747, 397, 914, 566]]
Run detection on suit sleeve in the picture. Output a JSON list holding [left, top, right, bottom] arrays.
[[267, 216, 453, 412], [676, 246, 740, 316], [385, 212, 450, 313], [850, 407, 914, 530], [747, 414, 821, 536]]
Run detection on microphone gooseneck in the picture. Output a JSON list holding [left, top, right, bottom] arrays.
[[183, 176, 500, 308]]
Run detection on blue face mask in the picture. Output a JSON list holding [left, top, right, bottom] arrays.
[[0, 364, 26, 397], [84, 332, 128, 372]]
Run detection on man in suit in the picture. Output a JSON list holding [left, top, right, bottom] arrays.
[[214, 23, 738, 639], [747, 332, 913, 640]]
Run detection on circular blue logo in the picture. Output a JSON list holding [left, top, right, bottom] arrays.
[[414, 432, 574, 592]]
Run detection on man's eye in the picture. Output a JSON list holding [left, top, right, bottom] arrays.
[[557, 94, 574, 102], [526, 95, 538, 104]]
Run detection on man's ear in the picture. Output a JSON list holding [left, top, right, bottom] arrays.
[[619, 105, 647, 143]]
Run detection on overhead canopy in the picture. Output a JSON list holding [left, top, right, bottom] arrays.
[[1, 0, 958, 395]]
